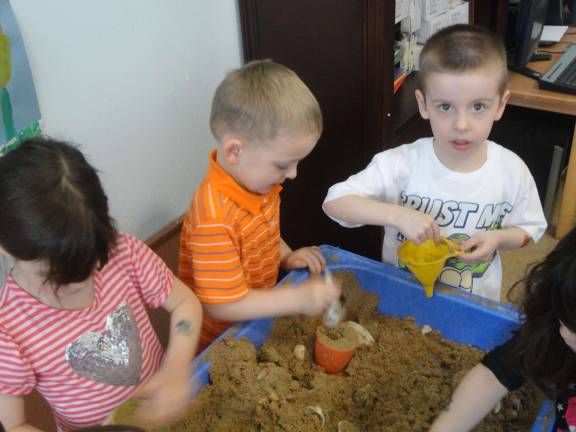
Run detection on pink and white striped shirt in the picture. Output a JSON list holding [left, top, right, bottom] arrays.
[[0, 233, 173, 431]]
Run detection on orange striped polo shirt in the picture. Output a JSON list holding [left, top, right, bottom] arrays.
[[179, 150, 282, 351]]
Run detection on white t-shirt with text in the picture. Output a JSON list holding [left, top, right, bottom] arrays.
[[325, 138, 547, 301]]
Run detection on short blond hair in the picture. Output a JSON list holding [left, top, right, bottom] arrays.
[[419, 24, 508, 95], [210, 59, 322, 143]]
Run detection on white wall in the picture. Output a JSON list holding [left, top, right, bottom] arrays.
[[10, 0, 242, 239]]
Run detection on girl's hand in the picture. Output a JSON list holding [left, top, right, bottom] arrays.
[[395, 207, 441, 244], [282, 246, 326, 275], [458, 231, 501, 263], [133, 364, 196, 426]]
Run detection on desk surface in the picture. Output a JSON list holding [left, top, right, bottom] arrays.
[[508, 30, 576, 116]]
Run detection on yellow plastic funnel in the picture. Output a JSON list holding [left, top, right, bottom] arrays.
[[397, 238, 462, 298]]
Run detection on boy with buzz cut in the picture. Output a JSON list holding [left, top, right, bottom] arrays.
[[179, 59, 339, 352], [323, 24, 547, 302]]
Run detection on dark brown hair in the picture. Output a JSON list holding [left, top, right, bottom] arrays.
[[507, 227, 576, 397], [419, 24, 508, 95], [0, 137, 117, 286]]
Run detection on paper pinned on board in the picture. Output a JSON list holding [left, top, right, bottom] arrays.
[[541, 25, 568, 43]]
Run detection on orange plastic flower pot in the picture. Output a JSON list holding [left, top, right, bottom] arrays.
[[314, 328, 356, 374]]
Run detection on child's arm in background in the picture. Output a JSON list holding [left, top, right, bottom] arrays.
[[0, 393, 42, 432], [323, 195, 440, 244], [458, 227, 533, 263], [430, 364, 508, 432], [459, 157, 547, 264], [323, 147, 440, 244], [181, 221, 338, 324], [134, 277, 202, 427], [279, 239, 325, 275], [459, 164, 546, 264], [204, 276, 340, 322]]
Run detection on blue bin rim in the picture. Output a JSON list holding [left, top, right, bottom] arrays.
[[189, 244, 553, 431]]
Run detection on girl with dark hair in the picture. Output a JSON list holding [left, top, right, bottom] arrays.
[[431, 226, 576, 431], [0, 137, 202, 431]]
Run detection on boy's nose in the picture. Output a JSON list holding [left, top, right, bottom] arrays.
[[454, 112, 469, 131], [285, 165, 297, 180]]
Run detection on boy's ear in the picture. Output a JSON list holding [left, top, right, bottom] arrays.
[[415, 89, 430, 120], [221, 137, 244, 165], [494, 89, 511, 121]]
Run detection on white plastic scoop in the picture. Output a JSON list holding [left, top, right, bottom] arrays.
[[323, 268, 344, 328]]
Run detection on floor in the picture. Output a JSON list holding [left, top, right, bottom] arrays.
[[500, 176, 564, 304], [500, 232, 559, 304]]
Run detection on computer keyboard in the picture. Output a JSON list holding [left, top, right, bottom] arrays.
[[539, 44, 576, 95]]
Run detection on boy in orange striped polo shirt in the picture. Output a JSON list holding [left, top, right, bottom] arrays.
[[179, 60, 340, 352]]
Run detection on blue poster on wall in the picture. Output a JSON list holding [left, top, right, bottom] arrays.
[[0, 0, 41, 155]]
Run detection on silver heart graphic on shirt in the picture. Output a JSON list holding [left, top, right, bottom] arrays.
[[65, 304, 142, 386]]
